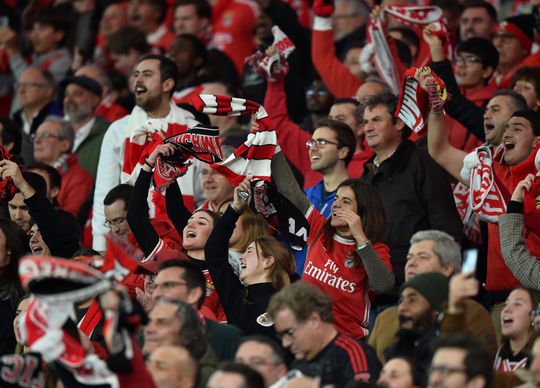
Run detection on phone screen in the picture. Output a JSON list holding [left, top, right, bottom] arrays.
[[0, 17, 8, 29], [462, 249, 478, 274]]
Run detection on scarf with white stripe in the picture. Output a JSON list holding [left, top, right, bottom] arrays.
[[191, 94, 310, 250], [245, 26, 295, 82], [396, 66, 447, 133], [367, 5, 450, 95], [191, 94, 276, 185], [453, 145, 503, 243], [17, 256, 154, 388], [460, 145, 509, 223]]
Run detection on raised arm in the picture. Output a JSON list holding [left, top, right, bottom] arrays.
[[310, 0, 363, 98], [204, 178, 250, 327], [165, 180, 192, 234], [424, 25, 486, 142], [0, 159, 80, 258], [126, 144, 176, 258], [416, 67, 468, 183], [264, 79, 312, 174], [271, 151, 311, 214]]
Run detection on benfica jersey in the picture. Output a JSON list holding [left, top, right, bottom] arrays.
[[494, 349, 529, 373], [303, 210, 392, 338], [485, 162, 540, 291]]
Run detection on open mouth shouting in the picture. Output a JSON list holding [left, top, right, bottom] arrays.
[[135, 84, 148, 96], [30, 243, 44, 255], [504, 140, 515, 151]]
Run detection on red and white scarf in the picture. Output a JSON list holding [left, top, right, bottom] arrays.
[[453, 145, 503, 243], [191, 94, 277, 185], [367, 5, 450, 94], [128, 123, 223, 191], [395, 66, 447, 133], [245, 26, 295, 81], [461, 146, 508, 223]]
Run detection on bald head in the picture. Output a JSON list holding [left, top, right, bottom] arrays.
[[146, 346, 197, 388]]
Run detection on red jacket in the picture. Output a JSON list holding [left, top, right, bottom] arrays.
[[210, 0, 258, 76], [485, 160, 540, 291], [57, 153, 94, 217], [312, 29, 362, 98]]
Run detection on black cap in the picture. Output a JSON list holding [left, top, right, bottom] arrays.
[[61, 75, 102, 97]]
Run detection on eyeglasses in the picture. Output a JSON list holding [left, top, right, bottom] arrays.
[[306, 89, 329, 96], [103, 217, 127, 227], [493, 33, 517, 44], [428, 364, 467, 376], [154, 280, 189, 291], [454, 55, 482, 66], [31, 133, 63, 142], [15, 82, 48, 89], [306, 138, 340, 149]]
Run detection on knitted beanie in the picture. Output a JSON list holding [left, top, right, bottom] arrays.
[[400, 272, 449, 311], [496, 15, 534, 53]]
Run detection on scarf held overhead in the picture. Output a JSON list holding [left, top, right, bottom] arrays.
[[396, 66, 447, 134], [191, 94, 277, 185], [367, 5, 450, 94], [128, 122, 223, 190]]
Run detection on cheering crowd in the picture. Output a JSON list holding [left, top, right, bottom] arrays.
[[0, 0, 540, 386]]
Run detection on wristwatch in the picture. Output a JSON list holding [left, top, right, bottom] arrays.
[[356, 240, 371, 250]]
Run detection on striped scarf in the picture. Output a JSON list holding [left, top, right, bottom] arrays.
[[367, 5, 450, 95], [396, 66, 447, 133], [191, 94, 276, 185], [460, 146, 509, 223]]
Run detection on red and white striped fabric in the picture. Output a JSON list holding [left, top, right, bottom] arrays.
[[367, 5, 451, 94], [461, 146, 508, 223], [191, 94, 277, 185], [396, 66, 447, 133], [122, 107, 199, 219], [454, 145, 507, 242], [245, 26, 295, 82]]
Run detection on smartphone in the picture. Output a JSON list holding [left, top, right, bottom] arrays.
[[0, 16, 8, 29], [462, 249, 478, 274]]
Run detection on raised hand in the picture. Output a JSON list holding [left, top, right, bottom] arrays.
[[313, 0, 334, 18], [423, 24, 444, 61], [146, 143, 178, 167], [232, 175, 253, 213], [370, 5, 384, 22], [333, 208, 367, 243], [448, 271, 479, 314], [511, 173, 536, 203], [0, 159, 34, 197]]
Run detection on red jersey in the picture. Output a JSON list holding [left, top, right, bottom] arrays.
[[173, 85, 206, 105], [303, 210, 392, 338], [210, 0, 258, 76], [485, 161, 540, 291]]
